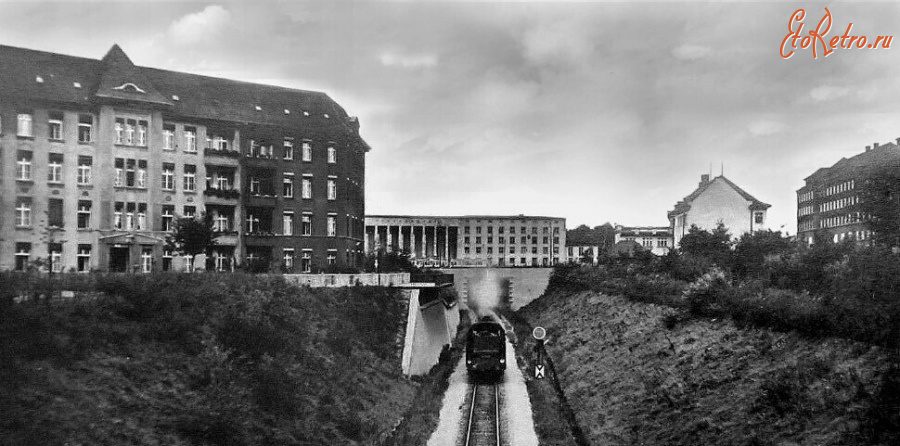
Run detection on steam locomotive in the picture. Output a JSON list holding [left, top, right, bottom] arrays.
[[465, 317, 507, 380]]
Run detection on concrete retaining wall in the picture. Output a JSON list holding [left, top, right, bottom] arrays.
[[283, 273, 410, 287], [401, 289, 461, 376]]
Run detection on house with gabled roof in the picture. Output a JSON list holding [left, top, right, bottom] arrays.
[[668, 174, 771, 247]]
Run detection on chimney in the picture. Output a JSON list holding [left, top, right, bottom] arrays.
[[700, 174, 710, 186], [895, 137, 900, 146], [874, 142, 880, 149], [866, 145, 871, 152], [347, 116, 360, 133]]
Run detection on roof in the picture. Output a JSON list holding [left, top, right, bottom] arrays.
[[0, 44, 368, 147], [801, 141, 900, 185], [366, 215, 565, 221], [667, 175, 771, 219]]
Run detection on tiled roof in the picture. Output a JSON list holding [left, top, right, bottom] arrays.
[[802, 142, 900, 183], [667, 175, 770, 219], [0, 44, 361, 137]]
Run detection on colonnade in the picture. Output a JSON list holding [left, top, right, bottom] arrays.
[[364, 224, 456, 265]]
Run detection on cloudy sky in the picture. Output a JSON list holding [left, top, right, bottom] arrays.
[[3, 0, 899, 234]]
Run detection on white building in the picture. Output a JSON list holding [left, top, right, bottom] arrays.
[[668, 174, 770, 247], [614, 226, 672, 256]]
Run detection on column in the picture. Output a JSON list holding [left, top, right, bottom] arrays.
[[410, 227, 417, 258], [445, 226, 450, 266], [432, 225, 438, 262], [364, 227, 370, 254], [398, 225, 405, 254], [386, 225, 393, 253], [421, 225, 427, 258]]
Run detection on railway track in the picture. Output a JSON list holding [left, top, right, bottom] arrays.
[[463, 383, 500, 446]]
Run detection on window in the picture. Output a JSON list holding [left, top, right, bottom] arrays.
[[162, 163, 175, 190], [48, 199, 64, 227], [163, 124, 175, 150], [125, 202, 135, 230], [214, 212, 229, 232], [301, 214, 312, 235], [283, 249, 295, 270], [208, 132, 229, 151], [16, 199, 32, 226], [77, 114, 93, 143], [283, 213, 294, 236], [302, 140, 312, 161], [476, 237, 482, 244], [327, 215, 336, 236], [184, 126, 197, 152], [476, 227, 482, 234], [17, 112, 33, 137], [283, 176, 294, 198], [15, 243, 31, 271], [141, 248, 152, 273], [302, 178, 312, 199], [249, 177, 261, 195], [48, 153, 63, 183], [301, 250, 312, 273], [136, 120, 148, 146], [509, 236, 515, 244], [77, 244, 91, 272], [16, 151, 32, 180], [77, 201, 92, 229], [327, 145, 336, 163], [464, 236, 470, 244], [754, 212, 764, 224], [183, 206, 196, 218], [114, 158, 124, 186], [49, 243, 63, 273], [183, 164, 196, 192], [521, 236, 527, 244], [283, 138, 294, 160], [162, 205, 174, 231], [327, 179, 336, 200], [137, 160, 147, 188], [125, 119, 134, 145], [77, 156, 92, 185], [48, 111, 63, 140], [114, 119, 123, 144], [327, 250, 337, 265], [246, 213, 260, 233], [126, 159, 136, 187]]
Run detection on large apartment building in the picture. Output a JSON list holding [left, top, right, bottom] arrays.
[[365, 215, 566, 267], [0, 44, 369, 273], [797, 139, 900, 245]]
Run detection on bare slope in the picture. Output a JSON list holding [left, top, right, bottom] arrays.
[[519, 290, 896, 446]]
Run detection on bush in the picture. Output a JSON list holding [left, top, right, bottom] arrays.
[[681, 268, 730, 316]]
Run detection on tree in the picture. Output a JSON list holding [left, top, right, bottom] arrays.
[[859, 166, 900, 246], [679, 223, 732, 267], [732, 230, 794, 279], [168, 214, 217, 271]]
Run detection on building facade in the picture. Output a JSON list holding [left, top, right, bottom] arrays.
[[614, 225, 672, 256], [668, 174, 770, 247], [796, 139, 900, 245], [0, 44, 369, 273], [365, 215, 566, 267]]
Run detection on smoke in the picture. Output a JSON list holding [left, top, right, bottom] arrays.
[[466, 269, 506, 319]]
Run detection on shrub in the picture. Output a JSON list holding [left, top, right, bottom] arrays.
[[682, 268, 730, 316]]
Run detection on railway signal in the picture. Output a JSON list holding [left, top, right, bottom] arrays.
[[535, 364, 545, 379]]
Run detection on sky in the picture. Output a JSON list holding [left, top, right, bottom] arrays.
[[2, 0, 900, 234]]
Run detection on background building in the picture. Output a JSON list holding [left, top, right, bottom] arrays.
[[668, 174, 770, 247], [0, 44, 369, 273], [796, 139, 900, 245], [365, 215, 566, 267], [614, 225, 672, 256]]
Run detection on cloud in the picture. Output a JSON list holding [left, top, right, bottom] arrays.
[[521, 16, 597, 66], [379, 52, 438, 69], [748, 120, 786, 136], [168, 5, 232, 44], [672, 44, 711, 61], [810, 85, 850, 102]]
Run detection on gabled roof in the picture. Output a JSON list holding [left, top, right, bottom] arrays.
[[0, 44, 367, 146], [802, 141, 900, 184], [668, 175, 770, 219]]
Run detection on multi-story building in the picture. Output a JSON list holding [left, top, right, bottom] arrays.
[[614, 225, 672, 256], [796, 139, 900, 245], [0, 44, 369, 273], [668, 174, 770, 247], [364, 215, 566, 267]]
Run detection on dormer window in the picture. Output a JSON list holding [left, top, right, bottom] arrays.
[[73, 82, 82, 88], [172, 95, 180, 101], [113, 83, 146, 94], [254, 105, 262, 111], [35, 76, 44, 83]]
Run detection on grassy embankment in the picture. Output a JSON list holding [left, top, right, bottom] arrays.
[[0, 272, 417, 446], [517, 266, 900, 446]]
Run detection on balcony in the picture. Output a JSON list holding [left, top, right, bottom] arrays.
[[204, 148, 242, 159], [203, 188, 240, 200]]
